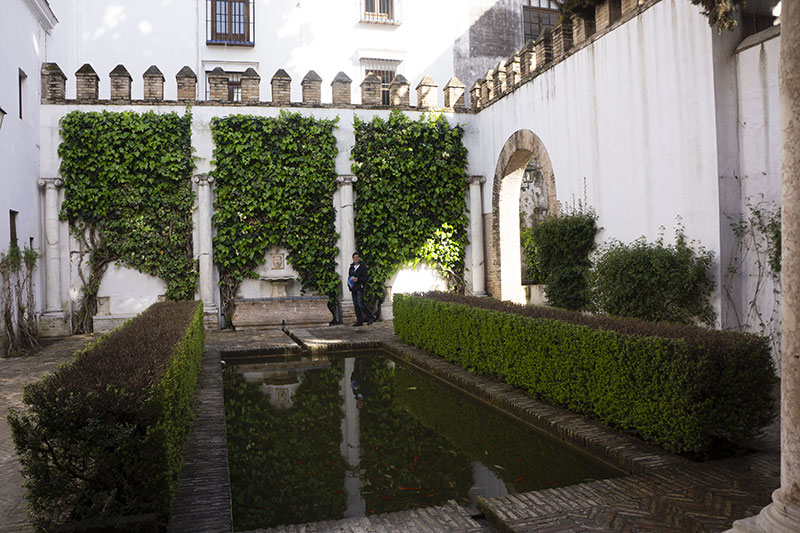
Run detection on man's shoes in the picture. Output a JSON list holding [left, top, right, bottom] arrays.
[[367, 317, 376, 325], [352, 322, 363, 327]]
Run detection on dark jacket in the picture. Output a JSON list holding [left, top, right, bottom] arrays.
[[348, 262, 369, 292]]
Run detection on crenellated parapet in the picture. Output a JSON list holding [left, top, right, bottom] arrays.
[[39, 62, 475, 112], [470, 0, 655, 110]]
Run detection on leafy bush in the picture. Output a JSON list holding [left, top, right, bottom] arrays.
[[590, 228, 715, 325], [393, 293, 776, 456], [525, 208, 598, 310], [351, 110, 469, 306], [59, 110, 196, 332], [210, 112, 340, 323], [8, 301, 204, 531], [520, 227, 545, 284]]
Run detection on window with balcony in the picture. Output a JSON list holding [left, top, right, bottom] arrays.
[[523, 0, 559, 43], [362, 0, 398, 23], [207, 0, 254, 45]]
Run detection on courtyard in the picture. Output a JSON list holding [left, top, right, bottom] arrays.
[[0, 323, 780, 532]]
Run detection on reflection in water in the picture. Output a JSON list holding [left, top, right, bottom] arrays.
[[340, 358, 365, 517], [224, 352, 620, 530]]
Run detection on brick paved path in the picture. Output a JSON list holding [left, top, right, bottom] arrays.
[[0, 336, 92, 533]]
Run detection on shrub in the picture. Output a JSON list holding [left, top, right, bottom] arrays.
[[590, 229, 715, 325], [525, 208, 598, 310], [8, 300, 204, 531], [393, 293, 776, 456]]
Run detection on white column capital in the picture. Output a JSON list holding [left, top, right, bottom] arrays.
[[38, 177, 63, 189], [468, 175, 486, 185], [337, 175, 358, 185], [192, 174, 215, 186]]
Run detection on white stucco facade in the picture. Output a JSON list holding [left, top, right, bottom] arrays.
[[2, 0, 784, 338], [44, 0, 523, 106], [0, 0, 58, 346], [466, 0, 782, 327]]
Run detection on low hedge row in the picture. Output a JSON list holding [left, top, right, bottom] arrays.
[[8, 300, 205, 531], [393, 293, 776, 456]]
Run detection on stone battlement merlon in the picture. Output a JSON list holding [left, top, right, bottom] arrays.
[[40, 62, 471, 113], [471, 0, 655, 111]]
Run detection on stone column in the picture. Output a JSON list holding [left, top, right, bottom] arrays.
[[337, 175, 357, 297], [729, 2, 800, 531], [38, 178, 69, 336], [193, 174, 219, 329], [468, 176, 486, 296]]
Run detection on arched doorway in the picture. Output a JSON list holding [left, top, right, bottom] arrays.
[[488, 130, 558, 302]]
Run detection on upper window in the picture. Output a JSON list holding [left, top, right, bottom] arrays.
[[205, 71, 243, 102], [363, 0, 397, 23], [207, 0, 254, 45], [361, 58, 401, 105], [523, 0, 559, 43]]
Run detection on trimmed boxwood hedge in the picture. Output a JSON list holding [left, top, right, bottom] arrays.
[[8, 300, 205, 531], [393, 293, 776, 456]]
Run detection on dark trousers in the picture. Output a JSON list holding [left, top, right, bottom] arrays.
[[351, 288, 374, 324]]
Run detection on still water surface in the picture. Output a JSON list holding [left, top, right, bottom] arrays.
[[223, 351, 620, 531]]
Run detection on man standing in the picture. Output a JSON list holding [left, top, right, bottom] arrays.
[[348, 252, 376, 326]]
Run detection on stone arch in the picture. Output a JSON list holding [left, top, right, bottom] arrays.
[[487, 129, 558, 302]]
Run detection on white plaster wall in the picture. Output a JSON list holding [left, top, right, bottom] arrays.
[[97, 264, 166, 315], [731, 27, 782, 352], [0, 0, 54, 319], [46, 0, 199, 100], [464, 0, 725, 316], [738, 29, 781, 208], [44, 0, 509, 105]]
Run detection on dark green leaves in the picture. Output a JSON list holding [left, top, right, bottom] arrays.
[[394, 293, 776, 456], [210, 111, 340, 320], [59, 109, 197, 301], [352, 111, 469, 304]]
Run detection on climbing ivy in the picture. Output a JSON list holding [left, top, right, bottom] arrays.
[[210, 112, 340, 322], [351, 111, 469, 306], [59, 109, 196, 333]]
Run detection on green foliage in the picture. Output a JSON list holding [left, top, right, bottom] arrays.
[[590, 227, 715, 325], [725, 200, 782, 354], [8, 301, 204, 531], [224, 362, 346, 529], [351, 110, 469, 306], [526, 208, 598, 310], [393, 293, 776, 456], [210, 112, 340, 322], [689, 0, 746, 32], [520, 227, 545, 284], [0, 244, 40, 356], [59, 109, 197, 332]]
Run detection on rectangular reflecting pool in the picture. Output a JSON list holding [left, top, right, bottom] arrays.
[[223, 350, 621, 531]]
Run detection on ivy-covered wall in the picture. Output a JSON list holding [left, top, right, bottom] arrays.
[[210, 111, 340, 320], [352, 111, 470, 306], [59, 109, 196, 332]]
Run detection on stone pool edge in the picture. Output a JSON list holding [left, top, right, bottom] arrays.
[[171, 326, 775, 532]]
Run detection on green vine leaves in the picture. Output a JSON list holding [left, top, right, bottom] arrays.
[[59, 110, 197, 319], [352, 110, 469, 305], [210, 112, 341, 320]]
